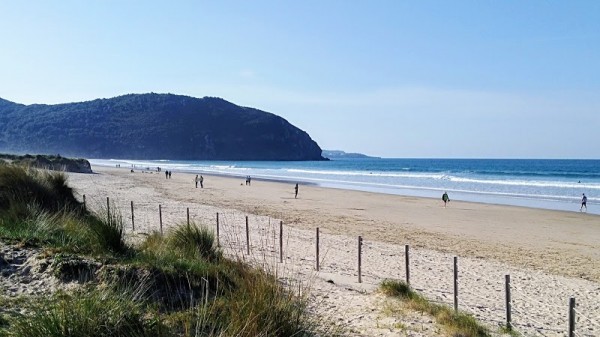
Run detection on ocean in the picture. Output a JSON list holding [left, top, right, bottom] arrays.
[[90, 158, 600, 215]]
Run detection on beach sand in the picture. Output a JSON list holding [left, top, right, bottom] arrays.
[[65, 166, 600, 336]]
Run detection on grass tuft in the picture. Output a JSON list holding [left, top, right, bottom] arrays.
[[85, 206, 129, 255], [0, 166, 81, 218], [168, 222, 221, 261], [0, 165, 130, 256], [5, 284, 163, 337], [380, 279, 490, 337]]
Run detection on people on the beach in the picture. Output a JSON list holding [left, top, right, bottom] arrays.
[[442, 192, 450, 207], [195, 175, 199, 188], [165, 171, 168, 179], [200, 175, 204, 188], [294, 183, 299, 199], [245, 176, 251, 186], [581, 193, 587, 212], [168, 171, 172, 179]]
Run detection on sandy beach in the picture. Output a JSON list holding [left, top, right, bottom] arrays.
[[65, 166, 600, 336]]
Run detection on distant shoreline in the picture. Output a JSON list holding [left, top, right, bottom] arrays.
[[79, 165, 600, 281], [89, 158, 598, 215]]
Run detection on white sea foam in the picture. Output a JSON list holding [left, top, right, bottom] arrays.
[[286, 168, 447, 179], [89, 159, 600, 213], [447, 176, 600, 190]]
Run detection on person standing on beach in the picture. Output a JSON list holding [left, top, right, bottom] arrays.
[[168, 171, 172, 179], [195, 175, 199, 188], [165, 171, 168, 179], [581, 193, 587, 212], [442, 192, 450, 207], [200, 175, 204, 188], [294, 183, 299, 199]]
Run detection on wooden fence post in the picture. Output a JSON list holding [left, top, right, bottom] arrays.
[[316, 227, 320, 271], [159, 204, 163, 235], [131, 201, 135, 231], [83, 194, 86, 210], [106, 197, 110, 221], [216, 212, 220, 247], [505, 274, 512, 330], [358, 236, 363, 283], [187, 207, 190, 226], [453, 256, 458, 311], [405, 244, 410, 286], [279, 221, 283, 263], [245, 216, 250, 255], [569, 297, 576, 337]]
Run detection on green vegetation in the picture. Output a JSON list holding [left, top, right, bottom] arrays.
[[0, 165, 332, 337], [0, 153, 92, 173], [500, 326, 521, 337], [0, 165, 124, 254], [380, 279, 491, 337]]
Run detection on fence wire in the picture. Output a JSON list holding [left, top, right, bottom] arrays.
[[79, 194, 599, 337]]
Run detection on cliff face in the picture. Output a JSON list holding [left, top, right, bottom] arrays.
[[0, 94, 325, 161]]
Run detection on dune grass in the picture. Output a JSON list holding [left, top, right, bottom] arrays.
[[6, 284, 162, 337], [0, 165, 127, 256], [380, 279, 491, 337], [0, 165, 81, 216], [0, 164, 331, 337], [1, 223, 326, 337]]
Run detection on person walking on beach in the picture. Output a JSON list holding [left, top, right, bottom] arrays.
[[195, 175, 199, 188], [442, 191, 450, 207], [581, 193, 587, 212], [165, 171, 168, 179], [168, 171, 172, 179], [200, 175, 204, 188], [294, 183, 299, 199]]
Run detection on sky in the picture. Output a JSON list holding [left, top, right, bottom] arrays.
[[1, 1, 599, 159]]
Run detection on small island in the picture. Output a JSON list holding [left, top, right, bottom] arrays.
[[322, 150, 380, 159]]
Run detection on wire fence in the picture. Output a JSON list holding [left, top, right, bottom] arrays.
[[82, 194, 600, 337]]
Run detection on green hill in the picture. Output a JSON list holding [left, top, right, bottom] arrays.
[[0, 94, 325, 161]]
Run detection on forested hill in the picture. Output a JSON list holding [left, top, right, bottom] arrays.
[[0, 94, 326, 161]]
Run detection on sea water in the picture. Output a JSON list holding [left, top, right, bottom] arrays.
[[91, 158, 600, 215]]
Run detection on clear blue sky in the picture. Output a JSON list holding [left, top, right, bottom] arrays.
[[1, 1, 599, 158]]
